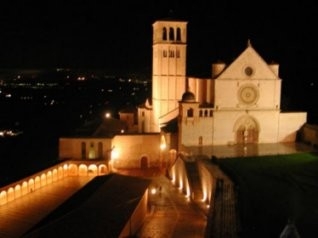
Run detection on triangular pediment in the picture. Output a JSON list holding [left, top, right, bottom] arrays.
[[216, 43, 279, 80]]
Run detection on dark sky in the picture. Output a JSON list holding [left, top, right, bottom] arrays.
[[0, 1, 317, 80]]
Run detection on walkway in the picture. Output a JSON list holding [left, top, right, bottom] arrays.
[[0, 176, 93, 238], [135, 175, 207, 238]]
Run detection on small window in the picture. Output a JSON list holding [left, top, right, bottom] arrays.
[[187, 108, 194, 117], [176, 50, 180, 58], [244, 66, 253, 76], [169, 27, 174, 41], [162, 27, 167, 40], [81, 142, 86, 159], [199, 136, 203, 145], [176, 28, 181, 41], [98, 142, 103, 159]]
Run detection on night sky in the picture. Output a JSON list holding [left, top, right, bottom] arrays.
[[0, 1, 317, 81]]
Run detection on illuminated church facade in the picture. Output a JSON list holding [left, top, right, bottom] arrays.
[[59, 18, 307, 170], [138, 18, 307, 148]]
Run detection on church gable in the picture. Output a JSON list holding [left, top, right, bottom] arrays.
[[216, 43, 279, 80]]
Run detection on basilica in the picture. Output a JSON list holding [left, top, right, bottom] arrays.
[[59, 18, 307, 169], [138, 19, 307, 148]]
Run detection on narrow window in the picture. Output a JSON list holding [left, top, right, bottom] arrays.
[[176, 50, 180, 58], [89, 142, 95, 159], [98, 142, 103, 159], [81, 142, 86, 160], [187, 108, 193, 117], [199, 110, 203, 117], [169, 27, 174, 41], [162, 27, 167, 40], [176, 28, 181, 41]]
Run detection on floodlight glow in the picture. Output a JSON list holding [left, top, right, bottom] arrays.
[[111, 148, 119, 159]]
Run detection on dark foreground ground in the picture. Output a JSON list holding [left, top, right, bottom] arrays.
[[217, 152, 318, 238]]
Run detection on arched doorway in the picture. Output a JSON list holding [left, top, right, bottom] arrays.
[[140, 156, 148, 169], [234, 116, 259, 144]]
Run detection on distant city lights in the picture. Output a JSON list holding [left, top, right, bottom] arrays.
[[0, 130, 23, 137]]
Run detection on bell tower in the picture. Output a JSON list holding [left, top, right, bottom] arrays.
[[151, 19, 187, 132]]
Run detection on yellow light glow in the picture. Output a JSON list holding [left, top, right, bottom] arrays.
[[150, 188, 157, 194], [105, 112, 111, 118], [171, 171, 176, 184], [160, 143, 166, 150], [186, 184, 191, 197], [202, 190, 207, 202], [178, 180, 183, 190], [160, 134, 166, 150], [111, 148, 119, 159]]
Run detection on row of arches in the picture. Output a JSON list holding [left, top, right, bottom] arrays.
[[68, 163, 108, 176], [186, 108, 214, 118], [199, 109, 213, 117], [162, 27, 182, 41], [0, 165, 67, 206], [0, 162, 109, 206], [163, 49, 180, 58]]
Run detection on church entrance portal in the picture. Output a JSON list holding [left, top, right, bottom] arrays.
[[234, 116, 259, 144]]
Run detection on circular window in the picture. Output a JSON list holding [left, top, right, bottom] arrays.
[[238, 84, 259, 105], [244, 66, 253, 76]]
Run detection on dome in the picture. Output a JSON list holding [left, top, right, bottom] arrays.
[[181, 91, 195, 102]]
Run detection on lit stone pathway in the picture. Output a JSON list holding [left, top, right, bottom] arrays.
[[136, 175, 207, 238]]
